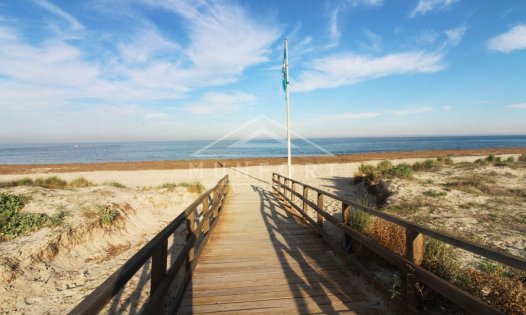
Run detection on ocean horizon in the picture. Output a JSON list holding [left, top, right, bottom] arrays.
[[1, 135, 526, 165]]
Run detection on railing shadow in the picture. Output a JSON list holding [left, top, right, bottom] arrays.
[[251, 184, 366, 313]]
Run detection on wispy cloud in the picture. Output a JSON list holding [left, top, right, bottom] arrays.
[[509, 103, 526, 109], [410, 0, 458, 18], [142, 0, 280, 79], [383, 106, 432, 115], [326, 0, 383, 47], [183, 92, 256, 115], [294, 51, 445, 92], [445, 26, 467, 47], [443, 105, 452, 112], [34, 0, 83, 30], [358, 29, 382, 51], [487, 24, 526, 53]]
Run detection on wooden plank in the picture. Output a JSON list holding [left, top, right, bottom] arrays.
[[181, 189, 379, 315]]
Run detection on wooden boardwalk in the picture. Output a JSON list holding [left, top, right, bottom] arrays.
[[180, 185, 381, 314]]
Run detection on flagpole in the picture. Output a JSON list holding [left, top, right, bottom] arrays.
[[284, 39, 292, 179]]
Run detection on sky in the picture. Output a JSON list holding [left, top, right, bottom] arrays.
[[0, 0, 525, 143]]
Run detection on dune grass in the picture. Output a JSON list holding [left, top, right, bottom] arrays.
[[0, 176, 94, 189], [105, 181, 127, 189]]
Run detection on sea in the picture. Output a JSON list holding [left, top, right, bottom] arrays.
[[0, 135, 525, 165]]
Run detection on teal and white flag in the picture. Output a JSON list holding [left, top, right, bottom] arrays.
[[282, 40, 288, 92]]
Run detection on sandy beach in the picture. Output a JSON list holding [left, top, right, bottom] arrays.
[[0, 148, 525, 313]]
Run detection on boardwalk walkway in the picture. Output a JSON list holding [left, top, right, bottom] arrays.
[[180, 185, 382, 314]]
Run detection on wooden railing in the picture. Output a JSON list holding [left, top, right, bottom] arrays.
[[70, 175, 229, 315], [272, 173, 526, 315]]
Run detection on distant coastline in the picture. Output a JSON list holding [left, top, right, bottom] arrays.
[[1, 147, 524, 175]]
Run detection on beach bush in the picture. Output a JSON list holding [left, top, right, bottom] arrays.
[[34, 177, 67, 189], [376, 160, 393, 173], [443, 157, 454, 165], [0, 193, 48, 240], [68, 177, 93, 188], [383, 163, 413, 178], [519, 154, 526, 162], [97, 205, 119, 226]]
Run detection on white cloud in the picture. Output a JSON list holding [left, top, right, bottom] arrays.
[[321, 111, 381, 121], [294, 51, 445, 92], [487, 24, 526, 53], [443, 105, 452, 112], [0, 0, 280, 111], [445, 26, 467, 47], [183, 92, 256, 115], [326, 0, 383, 47], [410, 0, 458, 18], [118, 24, 180, 64], [33, 0, 83, 31], [142, 0, 280, 78], [509, 103, 526, 109], [384, 107, 432, 115]]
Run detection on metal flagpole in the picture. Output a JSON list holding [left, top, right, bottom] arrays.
[[284, 39, 292, 178]]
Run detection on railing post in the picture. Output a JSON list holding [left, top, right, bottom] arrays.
[[316, 192, 324, 233], [186, 211, 196, 271], [213, 188, 219, 217], [405, 228, 424, 308], [291, 182, 295, 203], [302, 186, 308, 222], [342, 202, 351, 251], [202, 195, 210, 234], [150, 238, 167, 314]]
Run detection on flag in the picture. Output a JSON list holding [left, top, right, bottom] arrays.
[[282, 40, 288, 92]]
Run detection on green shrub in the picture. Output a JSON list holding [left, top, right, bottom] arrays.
[[97, 205, 119, 226], [0, 193, 48, 240], [50, 208, 69, 226], [519, 154, 526, 162], [384, 164, 413, 178], [486, 154, 496, 162], [34, 177, 67, 189], [423, 238, 461, 282], [348, 209, 371, 232], [68, 177, 93, 188], [376, 160, 393, 172]]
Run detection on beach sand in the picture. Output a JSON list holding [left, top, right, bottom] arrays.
[[0, 148, 524, 313]]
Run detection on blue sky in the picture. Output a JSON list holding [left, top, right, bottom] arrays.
[[0, 0, 525, 143]]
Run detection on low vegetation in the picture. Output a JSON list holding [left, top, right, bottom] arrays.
[[0, 176, 93, 189], [346, 154, 526, 313], [0, 193, 48, 240], [178, 182, 205, 194], [96, 205, 120, 226], [105, 181, 127, 189]]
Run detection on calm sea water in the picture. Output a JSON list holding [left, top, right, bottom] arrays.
[[0, 135, 525, 164]]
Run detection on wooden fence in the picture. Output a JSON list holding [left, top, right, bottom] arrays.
[[272, 173, 526, 315], [70, 175, 229, 314]]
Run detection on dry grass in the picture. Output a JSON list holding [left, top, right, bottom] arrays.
[[366, 218, 406, 256], [68, 177, 93, 188]]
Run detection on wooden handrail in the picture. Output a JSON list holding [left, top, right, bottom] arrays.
[[271, 173, 524, 315], [272, 173, 526, 272], [70, 175, 229, 315]]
